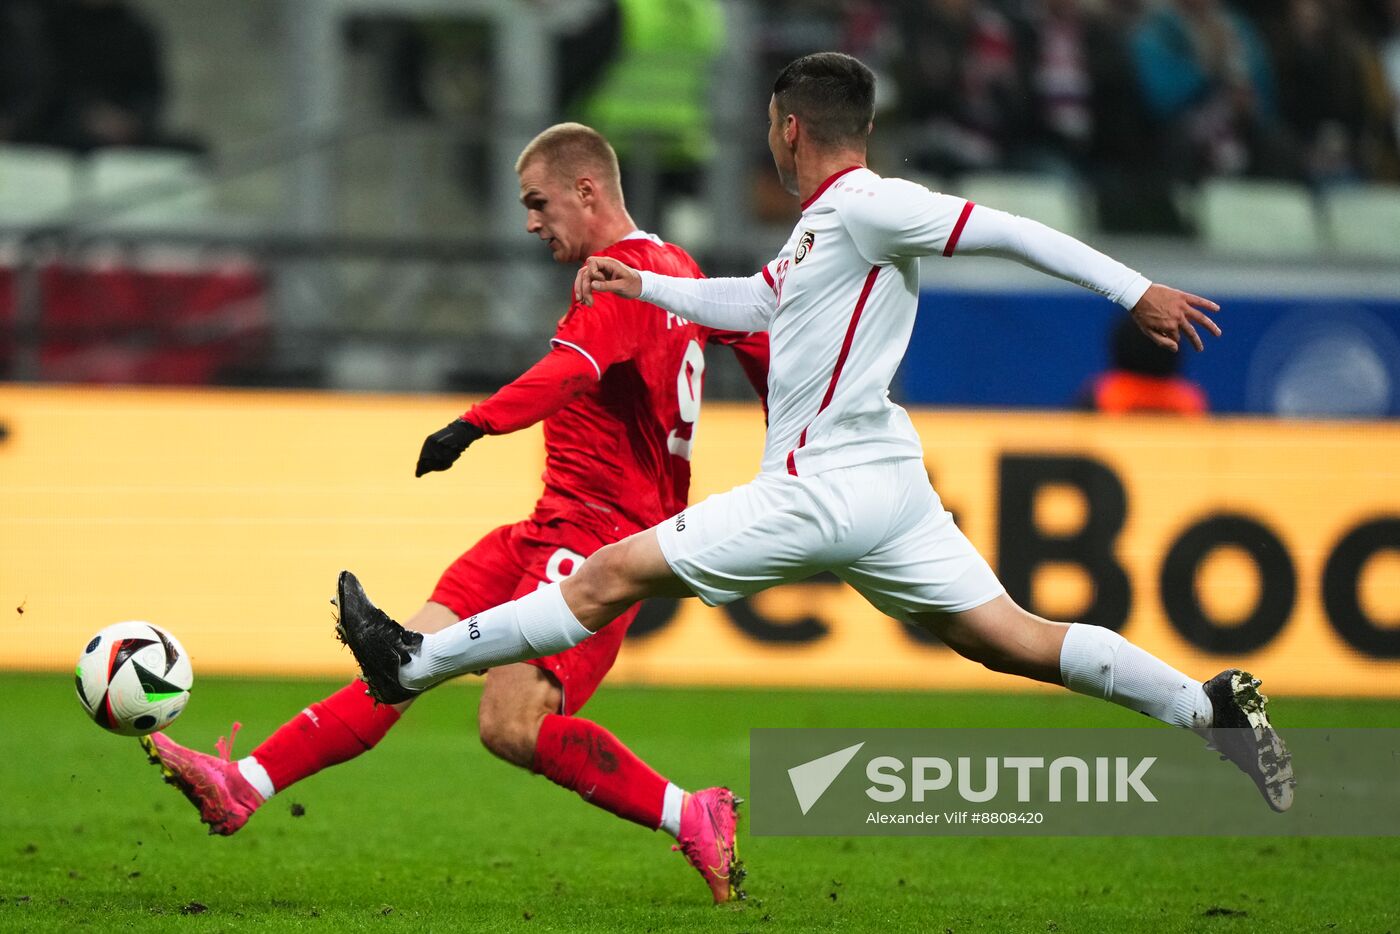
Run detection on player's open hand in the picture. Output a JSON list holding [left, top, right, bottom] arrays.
[[574, 256, 642, 306], [415, 418, 485, 477], [1129, 284, 1222, 353]]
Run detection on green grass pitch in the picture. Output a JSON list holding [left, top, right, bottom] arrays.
[[2, 670, 1397, 932]]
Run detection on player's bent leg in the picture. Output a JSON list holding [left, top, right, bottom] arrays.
[[141, 680, 402, 837], [340, 530, 692, 701], [148, 599, 460, 835], [922, 595, 1213, 727], [914, 594, 1068, 685], [922, 597, 1293, 810], [482, 661, 743, 904], [476, 663, 562, 768], [560, 529, 695, 631]]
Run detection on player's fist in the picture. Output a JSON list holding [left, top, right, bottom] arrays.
[[415, 418, 485, 477], [574, 256, 642, 306]]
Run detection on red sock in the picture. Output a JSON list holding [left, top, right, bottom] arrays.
[[250, 680, 401, 793], [532, 714, 668, 830]]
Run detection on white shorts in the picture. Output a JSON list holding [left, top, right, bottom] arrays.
[[656, 458, 1005, 621]]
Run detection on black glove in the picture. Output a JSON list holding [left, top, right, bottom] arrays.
[[415, 418, 485, 477]]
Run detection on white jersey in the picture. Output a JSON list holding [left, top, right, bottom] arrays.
[[639, 166, 1151, 477]]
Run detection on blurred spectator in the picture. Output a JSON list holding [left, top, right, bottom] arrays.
[[1077, 314, 1209, 414], [1013, 0, 1104, 175], [1131, 0, 1287, 181], [1382, 0, 1400, 161], [895, 0, 1029, 175], [1225, 0, 1277, 30], [1011, 0, 1173, 231], [0, 0, 50, 141], [555, 1, 622, 112], [1013, 1, 1153, 170], [1099, 0, 1148, 25], [344, 16, 437, 120], [576, 0, 722, 208], [1269, 0, 1379, 185], [35, 0, 184, 152]]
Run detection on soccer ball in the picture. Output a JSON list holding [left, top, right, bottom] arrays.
[[75, 622, 193, 736]]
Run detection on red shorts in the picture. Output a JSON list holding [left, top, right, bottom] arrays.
[[429, 517, 640, 715]]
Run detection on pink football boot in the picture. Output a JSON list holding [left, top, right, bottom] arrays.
[[140, 724, 263, 835], [672, 786, 745, 903]]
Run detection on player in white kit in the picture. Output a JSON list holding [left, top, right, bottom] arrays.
[[336, 52, 1293, 813]]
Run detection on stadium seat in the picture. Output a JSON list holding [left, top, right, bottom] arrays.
[[1196, 179, 1321, 257], [80, 148, 216, 229], [1321, 184, 1400, 260], [0, 145, 79, 224], [950, 172, 1089, 239]]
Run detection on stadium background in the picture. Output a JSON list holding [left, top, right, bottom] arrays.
[[4, 3, 1400, 930], [2, 0, 1397, 694]]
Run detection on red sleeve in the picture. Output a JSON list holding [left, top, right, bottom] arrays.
[[549, 292, 640, 378], [461, 345, 598, 435], [708, 329, 770, 413]]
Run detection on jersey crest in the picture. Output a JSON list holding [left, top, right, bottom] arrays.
[[795, 230, 816, 264]]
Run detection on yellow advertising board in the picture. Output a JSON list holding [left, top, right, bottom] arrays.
[[1, 385, 1397, 695]]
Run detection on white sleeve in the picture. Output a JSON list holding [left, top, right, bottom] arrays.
[[843, 178, 976, 264], [952, 205, 1153, 309], [637, 270, 776, 331]]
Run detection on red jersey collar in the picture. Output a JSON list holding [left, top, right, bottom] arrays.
[[800, 165, 864, 211]]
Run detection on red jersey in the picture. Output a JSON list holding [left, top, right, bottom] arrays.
[[465, 232, 768, 538]]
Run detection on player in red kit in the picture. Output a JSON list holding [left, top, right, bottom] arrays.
[[140, 123, 767, 903]]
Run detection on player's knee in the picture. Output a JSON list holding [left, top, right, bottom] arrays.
[[477, 702, 536, 767], [569, 544, 637, 611], [478, 669, 558, 767]]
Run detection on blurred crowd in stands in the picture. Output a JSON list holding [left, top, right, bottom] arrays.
[[9, 0, 1398, 236], [755, 0, 1400, 231], [2, 0, 1396, 404], [0, 0, 195, 153]]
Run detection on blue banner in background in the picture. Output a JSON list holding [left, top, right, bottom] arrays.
[[902, 289, 1400, 416]]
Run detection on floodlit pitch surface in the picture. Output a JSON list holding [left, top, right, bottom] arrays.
[[3, 672, 1397, 932]]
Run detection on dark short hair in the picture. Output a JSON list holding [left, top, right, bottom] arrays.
[[772, 52, 875, 147]]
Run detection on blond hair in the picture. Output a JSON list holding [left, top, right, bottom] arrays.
[[515, 122, 624, 200]]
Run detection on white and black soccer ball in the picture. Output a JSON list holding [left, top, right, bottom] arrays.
[[75, 622, 193, 736]]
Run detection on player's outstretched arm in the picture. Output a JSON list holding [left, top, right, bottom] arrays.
[[1128, 284, 1221, 353], [951, 205, 1221, 351], [414, 346, 598, 478], [578, 255, 776, 332]]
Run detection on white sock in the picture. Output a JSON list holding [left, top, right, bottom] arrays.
[[400, 583, 592, 691], [659, 782, 686, 838], [237, 756, 275, 800], [1059, 623, 1213, 729]]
